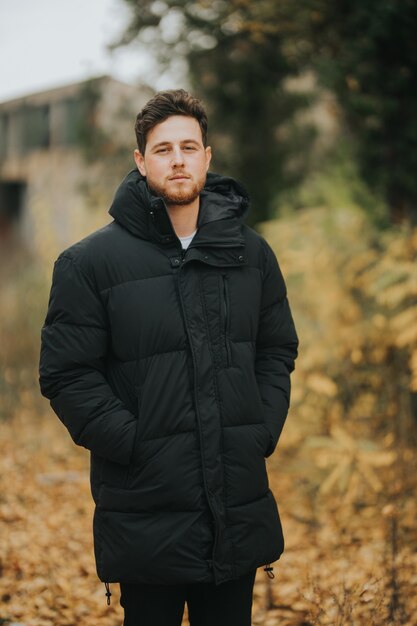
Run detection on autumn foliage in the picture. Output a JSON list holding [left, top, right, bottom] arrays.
[[1, 201, 416, 625]]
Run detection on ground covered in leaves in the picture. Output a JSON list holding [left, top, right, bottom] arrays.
[[1, 409, 416, 626]]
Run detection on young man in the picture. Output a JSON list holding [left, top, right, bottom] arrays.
[[39, 89, 299, 625]]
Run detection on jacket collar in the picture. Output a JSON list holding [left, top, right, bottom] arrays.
[[108, 169, 249, 250]]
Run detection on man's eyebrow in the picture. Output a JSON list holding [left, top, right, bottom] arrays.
[[151, 139, 201, 149], [151, 141, 170, 149]]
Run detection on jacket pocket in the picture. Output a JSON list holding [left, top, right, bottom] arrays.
[[262, 423, 274, 458], [123, 386, 143, 487], [222, 274, 232, 368], [100, 456, 130, 489]]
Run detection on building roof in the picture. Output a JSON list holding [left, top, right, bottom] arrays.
[[0, 75, 145, 110]]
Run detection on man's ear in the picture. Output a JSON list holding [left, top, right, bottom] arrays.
[[134, 149, 146, 177], [205, 146, 212, 172]]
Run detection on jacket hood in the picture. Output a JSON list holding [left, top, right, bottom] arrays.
[[108, 169, 250, 242]]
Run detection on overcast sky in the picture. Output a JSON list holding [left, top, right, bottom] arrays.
[[0, 0, 178, 102]]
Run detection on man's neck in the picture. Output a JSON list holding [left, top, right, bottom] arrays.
[[166, 199, 199, 238]]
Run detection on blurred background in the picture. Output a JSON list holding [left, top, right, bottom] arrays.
[[1, 1, 416, 625]]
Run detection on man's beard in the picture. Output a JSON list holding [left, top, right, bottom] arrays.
[[147, 173, 206, 206]]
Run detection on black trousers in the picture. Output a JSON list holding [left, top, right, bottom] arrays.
[[119, 569, 257, 626]]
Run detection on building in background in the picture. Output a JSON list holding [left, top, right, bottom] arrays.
[[0, 76, 153, 252]]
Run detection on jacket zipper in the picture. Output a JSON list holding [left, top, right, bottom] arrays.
[[175, 253, 222, 579], [222, 274, 231, 368], [146, 207, 244, 580]]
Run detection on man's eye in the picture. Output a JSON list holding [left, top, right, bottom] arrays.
[[184, 146, 196, 151]]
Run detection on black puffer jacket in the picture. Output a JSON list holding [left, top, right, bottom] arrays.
[[39, 169, 299, 588]]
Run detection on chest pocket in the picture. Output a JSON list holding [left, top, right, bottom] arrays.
[[199, 271, 232, 370], [200, 265, 263, 370]]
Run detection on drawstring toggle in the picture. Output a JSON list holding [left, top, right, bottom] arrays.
[[104, 582, 112, 605], [264, 564, 275, 579]]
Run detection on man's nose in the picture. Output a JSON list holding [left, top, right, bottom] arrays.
[[171, 147, 185, 166]]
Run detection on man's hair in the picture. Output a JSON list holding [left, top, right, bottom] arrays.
[[134, 89, 208, 154]]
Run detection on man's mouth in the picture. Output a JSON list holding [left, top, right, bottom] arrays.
[[169, 175, 190, 181]]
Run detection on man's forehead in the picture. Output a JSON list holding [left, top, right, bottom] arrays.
[[147, 115, 203, 145]]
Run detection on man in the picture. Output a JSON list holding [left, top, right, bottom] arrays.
[[39, 89, 299, 625]]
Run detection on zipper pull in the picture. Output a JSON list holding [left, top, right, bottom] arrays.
[[104, 581, 112, 605], [264, 564, 275, 579]]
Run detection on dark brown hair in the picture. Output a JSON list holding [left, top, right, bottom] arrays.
[[134, 89, 208, 154]]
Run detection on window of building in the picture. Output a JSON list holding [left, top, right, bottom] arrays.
[[56, 98, 82, 145], [0, 113, 9, 158], [0, 180, 26, 242], [22, 104, 50, 150]]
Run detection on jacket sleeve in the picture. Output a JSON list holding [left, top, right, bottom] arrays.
[[255, 239, 299, 457], [39, 254, 137, 465]]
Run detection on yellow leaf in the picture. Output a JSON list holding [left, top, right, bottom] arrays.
[[395, 323, 417, 348], [357, 450, 396, 467], [390, 304, 417, 331], [330, 425, 356, 452], [319, 459, 351, 494], [357, 463, 382, 492], [306, 373, 338, 397]]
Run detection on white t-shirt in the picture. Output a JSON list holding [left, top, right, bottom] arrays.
[[179, 229, 197, 250]]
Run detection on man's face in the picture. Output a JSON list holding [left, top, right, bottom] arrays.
[[134, 115, 212, 207]]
